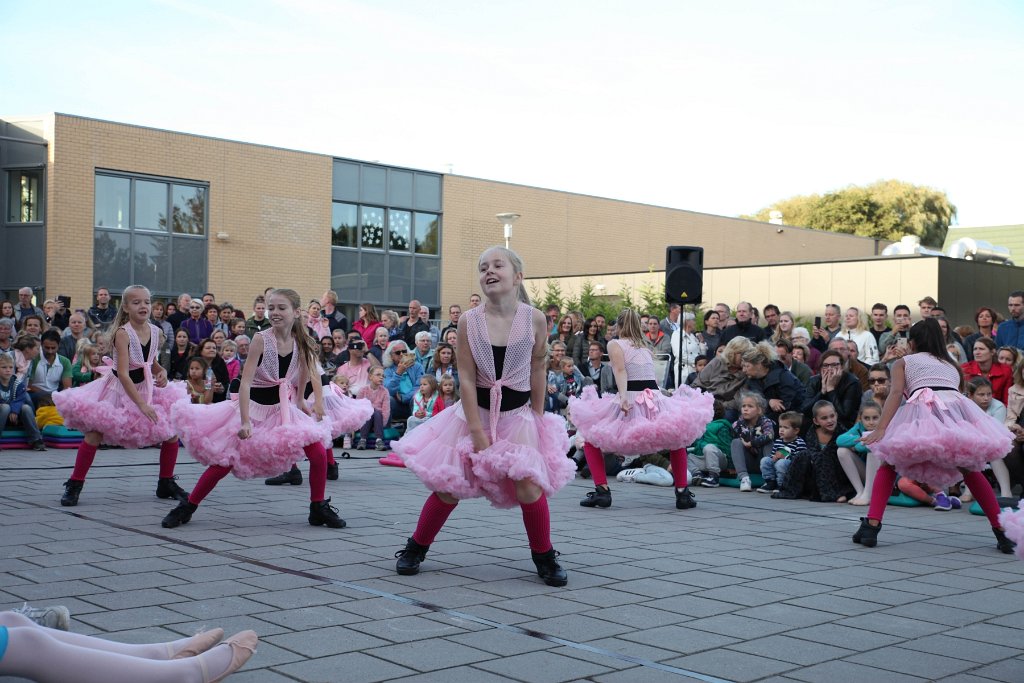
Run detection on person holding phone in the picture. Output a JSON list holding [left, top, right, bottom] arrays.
[[879, 304, 913, 360]]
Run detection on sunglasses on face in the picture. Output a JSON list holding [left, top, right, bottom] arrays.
[[869, 377, 887, 384]]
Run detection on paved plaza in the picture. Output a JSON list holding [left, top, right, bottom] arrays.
[[2, 447, 1023, 683]]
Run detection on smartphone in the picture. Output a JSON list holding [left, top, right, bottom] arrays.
[[896, 337, 908, 348], [57, 295, 71, 310], [814, 316, 822, 329]]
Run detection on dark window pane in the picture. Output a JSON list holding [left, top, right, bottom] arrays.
[[414, 173, 441, 211], [331, 250, 360, 302], [361, 252, 386, 303], [360, 206, 385, 249], [332, 202, 358, 248], [172, 185, 206, 235], [171, 237, 207, 295], [414, 257, 440, 308], [389, 210, 411, 252], [134, 180, 168, 231], [361, 166, 386, 205], [7, 169, 42, 222], [333, 161, 359, 201], [388, 170, 413, 208], [133, 234, 170, 292], [414, 213, 439, 255], [93, 231, 131, 291], [390, 254, 412, 303], [95, 176, 130, 229]]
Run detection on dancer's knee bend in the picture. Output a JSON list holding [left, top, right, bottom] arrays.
[[434, 491, 459, 506], [515, 480, 543, 504]]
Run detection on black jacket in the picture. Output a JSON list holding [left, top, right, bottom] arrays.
[[743, 361, 805, 424], [800, 371, 862, 429], [719, 320, 765, 346]]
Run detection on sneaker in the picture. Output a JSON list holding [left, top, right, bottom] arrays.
[[31, 440, 47, 451], [13, 603, 71, 630], [933, 492, 953, 511], [739, 476, 753, 492], [342, 435, 352, 449], [356, 438, 367, 450], [690, 471, 704, 487], [950, 496, 962, 510], [375, 441, 387, 451], [616, 468, 645, 483], [756, 480, 778, 494], [699, 472, 720, 488]]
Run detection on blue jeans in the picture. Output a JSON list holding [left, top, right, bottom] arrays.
[[0, 404, 43, 444], [759, 455, 792, 485]]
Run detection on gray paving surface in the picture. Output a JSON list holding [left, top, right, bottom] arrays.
[[2, 447, 1023, 682]]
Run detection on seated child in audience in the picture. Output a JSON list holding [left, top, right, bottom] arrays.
[[897, 476, 961, 510], [730, 391, 775, 492], [835, 401, 881, 502], [685, 355, 709, 387], [687, 400, 731, 488], [230, 318, 246, 339], [0, 354, 46, 450], [406, 375, 442, 433], [964, 376, 1014, 500], [220, 340, 241, 382], [546, 357, 584, 413], [758, 411, 805, 493], [71, 342, 101, 387], [185, 357, 213, 405], [438, 373, 459, 408], [332, 373, 352, 397], [357, 366, 390, 450]]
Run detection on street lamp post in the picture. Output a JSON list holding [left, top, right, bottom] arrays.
[[495, 213, 520, 249]]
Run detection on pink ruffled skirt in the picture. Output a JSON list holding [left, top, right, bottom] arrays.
[[172, 398, 333, 480], [53, 376, 187, 448], [872, 388, 1013, 488], [393, 402, 575, 509], [308, 383, 374, 440], [569, 384, 714, 455], [998, 508, 1024, 560]]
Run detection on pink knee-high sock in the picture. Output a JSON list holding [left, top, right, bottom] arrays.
[[963, 470, 1002, 528], [158, 440, 179, 478], [327, 448, 337, 466], [305, 442, 328, 502], [412, 492, 458, 546], [669, 448, 688, 488], [188, 465, 231, 505], [583, 443, 608, 487], [867, 464, 898, 521], [70, 442, 99, 481], [519, 496, 552, 553]]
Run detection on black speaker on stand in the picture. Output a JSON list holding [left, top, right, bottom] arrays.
[[665, 246, 704, 388]]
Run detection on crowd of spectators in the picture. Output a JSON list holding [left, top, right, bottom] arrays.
[[3, 283, 1024, 506]]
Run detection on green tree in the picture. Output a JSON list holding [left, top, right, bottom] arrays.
[[742, 179, 956, 247]]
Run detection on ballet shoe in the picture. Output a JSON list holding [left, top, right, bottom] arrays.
[[170, 627, 224, 659], [200, 630, 258, 683]]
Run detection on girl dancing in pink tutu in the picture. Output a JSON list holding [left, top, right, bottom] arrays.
[[162, 289, 341, 529], [857, 318, 1015, 552], [569, 308, 713, 510], [54, 285, 189, 507], [392, 247, 576, 586]]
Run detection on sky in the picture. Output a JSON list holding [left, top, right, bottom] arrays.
[[3, 0, 1021, 226]]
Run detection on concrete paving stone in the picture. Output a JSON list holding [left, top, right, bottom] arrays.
[[162, 564, 262, 582], [663, 647, 800, 682], [165, 614, 294, 639], [544, 644, 640, 672], [396, 666, 534, 683], [487, 595, 594, 620], [162, 578, 266, 600], [316, 563, 398, 582], [939, 660, 1024, 683], [690, 585, 792, 607], [257, 605, 370, 630], [14, 550, 116, 568], [573, 562, 666, 581], [556, 586, 662, 609], [3, 544, 48, 558], [163, 551, 239, 568], [644, 594, 741, 618], [96, 543, 189, 560], [365, 639, 497, 671], [730, 603, 836, 628], [987, 611, 1024, 628], [845, 645, 976, 678], [74, 605, 190, 631], [784, 593, 889, 616], [618, 624, 739, 655], [738, 576, 839, 597], [945, 622, 1024, 648], [231, 587, 343, 610], [89, 556, 190, 574], [786, 623, 903, 650], [684, 613, 795, 639], [928, 587, 1024, 615], [415, 610, 495, 633], [6, 579, 109, 601], [876, 578, 978, 598], [400, 586, 507, 610], [933, 674, 1008, 683], [899, 633, 1020, 664], [786, 659, 930, 683], [167, 595, 278, 620], [265, 624, 392, 657], [335, 596, 431, 620], [582, 603, 693, 629], [516, 613, 636, 642], [347, 614, 470, 643], [827, 585, 924, 606], [797, 565, 914, 588], [879, 602, 991, 628], [10, 563, 113, 583], [727, 634, 854, 665], [222, 670, 298, 683], [578, 636, 682, 664], [76, 587, 188, 610], [837, 612, 963, 639], [592, 665, 715, 683], [447, 627, 557, 656], [272, 651, 418, 683], [474, 650, 614, 683]]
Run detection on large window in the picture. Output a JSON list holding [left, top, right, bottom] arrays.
[[93, 171, 208, 296], [6, 169, 43, 223], [330, 160, 442, 308]]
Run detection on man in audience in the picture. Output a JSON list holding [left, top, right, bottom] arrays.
[[15, 288, 44, 330], [719, 302, 765, 345], [320, 290, 349, 334], [545, 304, 561, 335], [215, 304, 235, 335], [166, 293, 191, 330], [594, 314, 608, 339], [714, 303, 731, 323], [397, 299, 428, 347], [660, 303, 682, 336], [419, 306, 440, 347], [234, 335, 250, 369], [336, 334, 375, 396], [441, 304, 461, 339], [869, 303, 890, 346], [831, 337, 869, 390], [57, 312, 89, 360], [581, 340, 615, 397], [776, 338, 811, 388], [995, 290, 1024, 350], [412, 331, 434, 369], [917, 295, 937, 320], [762, 304, 780, 337], [878, 304, 912, 358], [810, 303, 842, 353], [246, 296, 271, 337], [202, 293, 217, 306], [468, 293, 481, 309], [28, 329, 72, 405], [87, 288, 116, 331]]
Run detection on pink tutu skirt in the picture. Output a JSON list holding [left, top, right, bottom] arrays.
[[569, 384, 714, 455], [172, 398, 333, 480], [308, 383, 374, 440], [53, 375, 187, 448], [998, 508, 1024, 560], [872, 388, 1013, 488], [393, 402, 575, 509]]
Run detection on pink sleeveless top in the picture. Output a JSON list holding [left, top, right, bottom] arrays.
[[108, 323, 159, 401], [465, 303, 535, 441], [251, 330, 301, 420], [610, 338, 655, 384], [903, 353, 959, 396]]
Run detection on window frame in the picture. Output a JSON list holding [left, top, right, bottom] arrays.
[[4, 166, 46, 225]]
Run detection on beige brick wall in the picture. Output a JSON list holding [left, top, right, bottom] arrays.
[[46, 114, 333, 311], [440, 175, 886, 312]]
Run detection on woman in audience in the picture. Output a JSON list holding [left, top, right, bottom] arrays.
[[997, 346, 1022, 380], [181, 301, 213, 345], [166, 329, 195, 381], [20, 314, 46, 338], [693, 336, 753, 420], [196, 338, 228, 403], [426, 342, 458, 387], [740, 341, 804, 425], [547, 340, 568, 374], [792, 327, 821, 372], [352, 303, 383, 346], [572, 318, 606, 368], [701, 310, 722, 357], [150, 300, 174, 357], [0, 300, 14, 323], [963, 337, 1012, 405], [549, 314, 574, 348], [380, 309, 401, 339], [306, 300, 330, 340], [836, 307, 879, 365], [770, 311, 795, 345], [643, 316, 671, 356], [443, 327, 458, 348], [801, 349, 862, 429], [935, 315, 966, 363], [962, 307, 998, 361]]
